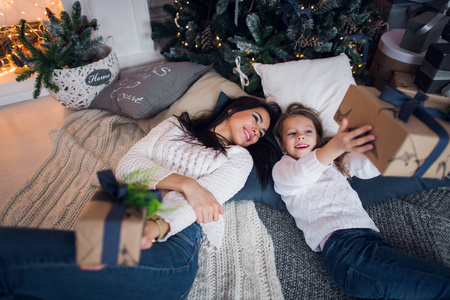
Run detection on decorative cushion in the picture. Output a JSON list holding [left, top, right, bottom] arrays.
[[90, 62, 212, 119], [253, 53, 356, 137], [137, 70, 248, 133]]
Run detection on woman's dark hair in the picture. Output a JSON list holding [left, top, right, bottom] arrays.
[[177, 96, 281, 187], [274, 103, 350, 178]]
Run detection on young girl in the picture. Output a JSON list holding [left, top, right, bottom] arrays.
[[0, 96, 280, 300], [272, 103, 450, 300]]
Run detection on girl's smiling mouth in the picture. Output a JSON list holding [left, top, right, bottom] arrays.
[[295, 143, 309, 149]]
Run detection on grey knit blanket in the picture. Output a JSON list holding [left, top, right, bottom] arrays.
[[255, 185, 450, 300]]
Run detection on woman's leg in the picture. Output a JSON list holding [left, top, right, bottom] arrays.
[[0, 223, 202, 300], [322, 229, 450, 300]]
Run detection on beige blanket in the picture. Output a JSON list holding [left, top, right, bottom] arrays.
[[0, 109, 283, 299]]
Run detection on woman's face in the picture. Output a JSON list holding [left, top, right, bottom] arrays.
[[279, 115, 318, 160], [215, 107, 270, 147]]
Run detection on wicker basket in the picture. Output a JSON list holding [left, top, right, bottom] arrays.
[[49, 49, 120, 110]]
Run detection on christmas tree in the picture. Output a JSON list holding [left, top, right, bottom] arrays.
[[151, 0, 384, 94]]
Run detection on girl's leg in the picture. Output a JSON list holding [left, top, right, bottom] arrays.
[[322, 229, 450, 300], [0, 223, 202, 300]]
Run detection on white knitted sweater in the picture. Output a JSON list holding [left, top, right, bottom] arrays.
[[273, 150, 381, 252], [116, 116, 253, 249]]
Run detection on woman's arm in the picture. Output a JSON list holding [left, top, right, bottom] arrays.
[[117, 117, 222, 223], [156, 147, 253, 242], [155, 173, 223, 224]]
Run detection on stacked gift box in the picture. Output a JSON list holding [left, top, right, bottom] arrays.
[[377, 0, 449, 29], [370, 29, 423, 89], [415, 43, 450, 95], [400, 11, 449, 53], [390, 70, 450, 108]]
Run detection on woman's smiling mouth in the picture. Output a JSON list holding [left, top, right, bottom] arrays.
[[244, 128, 251, 141]]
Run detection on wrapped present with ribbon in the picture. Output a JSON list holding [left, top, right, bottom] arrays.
[[75, 169, 162, 266], [415, 43, 450, 94], [334, 85, 450, 178], [400, 11, 449, 53], [390, 71, 450, 108], [377, 0, 449, 29]]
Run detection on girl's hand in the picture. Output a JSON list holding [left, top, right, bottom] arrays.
[[334, 118, 375, 153], [317, 118, 375, 166]]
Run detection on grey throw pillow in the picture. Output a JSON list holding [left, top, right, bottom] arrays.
[[90, 62, 212, 119]]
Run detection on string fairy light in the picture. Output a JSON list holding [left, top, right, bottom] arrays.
[[0, 0, 62, 75]]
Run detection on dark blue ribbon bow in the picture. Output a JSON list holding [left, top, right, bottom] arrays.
[[278, 0, 311, 37], [379, 86, 449, 177], [97, 169, 129, 265]]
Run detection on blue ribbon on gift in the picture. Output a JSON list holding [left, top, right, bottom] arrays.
[[379, 86, 449, 177], [342, 33, 372, 73], [97, 169, 129, 265], [278, 0, 311, 37]]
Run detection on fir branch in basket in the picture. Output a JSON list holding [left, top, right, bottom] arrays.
[[15, 1, 104, 98]]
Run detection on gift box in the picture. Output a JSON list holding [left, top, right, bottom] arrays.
[[334, 85, 450, 178], [415, 43, 450, 93], [377, 0, 449, 29], [390, 71, 450, 108], [400, 11, 449, 53], [75, 169, 162, 266], [370, 29, 423, 89], [75, 188, 147, 266]]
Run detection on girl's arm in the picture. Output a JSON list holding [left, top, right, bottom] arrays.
[[316, 118, 375, 166]]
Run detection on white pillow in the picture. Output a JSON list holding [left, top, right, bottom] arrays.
[[253, 53, 356, 137]]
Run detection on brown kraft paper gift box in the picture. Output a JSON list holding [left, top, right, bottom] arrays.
[[75, 188, 148, 266], [334, 85, 450, 179]]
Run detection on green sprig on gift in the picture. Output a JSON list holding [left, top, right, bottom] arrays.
[[119, 168, 165, 219]]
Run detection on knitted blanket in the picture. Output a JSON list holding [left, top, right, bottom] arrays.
[[0, 109, 283, 300], [256, 185, 450, 299]]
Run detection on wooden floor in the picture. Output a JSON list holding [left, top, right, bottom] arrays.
[[0, 96, 74, 203]]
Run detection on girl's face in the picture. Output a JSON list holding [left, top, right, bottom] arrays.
[[216, 107, 270, 147], [279, 115, 318, 160]]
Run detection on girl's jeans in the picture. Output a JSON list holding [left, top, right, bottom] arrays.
[[322, 228, 450, 299], [0, 223, 202, 300]]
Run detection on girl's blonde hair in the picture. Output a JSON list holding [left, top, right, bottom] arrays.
[[273, 103, 350, 178]]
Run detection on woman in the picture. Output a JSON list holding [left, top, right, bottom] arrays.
[[0, 96, 281, 300]]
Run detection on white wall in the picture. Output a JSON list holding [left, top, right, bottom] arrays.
[[61, 0, 163, 69]]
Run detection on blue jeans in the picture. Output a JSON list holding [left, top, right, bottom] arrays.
[[322, 228, 450, 299], [0, 223, 202, 300]]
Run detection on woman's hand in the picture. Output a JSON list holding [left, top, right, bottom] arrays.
[[182, 177, 224, 224], [141, 218, 170, 249], [156, 173, 223, 224], [317, 118, 375, 166]]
